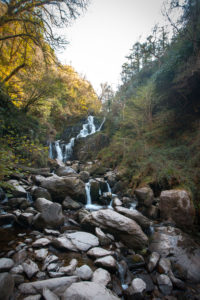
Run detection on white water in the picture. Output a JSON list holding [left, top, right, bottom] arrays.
[[64, 137, 75, 162], [117, 262, 129, 290], [55, 141, 63, 161], [85, 180, 103, 210], [77, 115, 96, 138], [49, 142, 53, 159]]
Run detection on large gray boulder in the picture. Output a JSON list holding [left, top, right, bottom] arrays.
[[32, 187, 52, 201], [62, 281, 120, 300], [159, 189, 195, 228], [36, 174, 86, 202], [55, 166, 77, 177], [134, 187, 154, 207], [0, 272, 14, 300], [33, 198, 64, 229], [0, 258, 14, 272], [115, 206, 151, 229], [81, 209, 148, 250], [7, 180, 27, 197]]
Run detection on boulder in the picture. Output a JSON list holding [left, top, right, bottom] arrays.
[[92, 268, 111, 286], [62, 281, 120, 300], [7, 180, 27, 197], [35, 249, 48, 261], [135, 187, 154, 207], [159, 189, 195, 228], [0, 272, 14, 300], [75, 265, 93, 280], [62, 196, 82, 210], [131, 278, 146, 294], [33, 198, 64, 229], [79, 171, 90, 182], [37, 174, 86, 202], [115, 206, 151, 229], [55, 166, 77, 176], [90, 179, 100, 201], [157, 274, 172, 295], [87, 247, 113, 258], [22, 259, 39, 279], [33, 238, 51, 248], [32, 187, 52, 201], [81, 209, 148, 250], [0, 258, 14, 272], [147, 252, 160, 272], [149, 226, 200, 283], [95, 255, 117, 271]]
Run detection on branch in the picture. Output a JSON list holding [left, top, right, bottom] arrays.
[[2, 63, 26, 83]]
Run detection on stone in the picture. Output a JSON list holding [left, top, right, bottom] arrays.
[[32, 238, 51, 247], [95, 227, 111, 246], [137, 274, 154, 292], [148, 252, 160, 272], [43, 287, 59, 300], [55, 166, 77, 176], [113, 198, 122, 207], [42, 255, 59, 271], [33, 198, 64, 229], [44, 229, 60, 236], [158, 258, 171, 274], [92, 268, 111, 286], [22, 259, 39, 279], [81, 209, 148, 250], [79, 171, 90, 182], [135, 187, 154, 207], [115, 206, 151, 229], [145, 205, 159, 219], [62, 196, 82, 210], [13, 249, 28, 264], [0, 258, 14, 272], [19, 276, 79, 294], [37, 174, 86, 202], [90, 179, 100, 201], [95, 255, 117, 271], [0, 214, 16, 226], [7, 179, 27, 197], [8, 197, 27, 208], [62, 281, 120, 300], [149, 226, 200, 283], [59, 259, 78, 275], [87, 247, 113, 258], [75, 265, 93, 280], [10, 264, 24, 274], [18, 212, 34, 225], [23, 296, 41, 300], [0, 272, 14, 300], [159, 189, 195, 228], [131, 278, 146, 294], [52, 236, 77, 252], [34, 249, 48, 261], [32, 187, 52, 201], [47, 263, 59, 272], [157, 274, 173, 295], [12, 274, 24, 285]]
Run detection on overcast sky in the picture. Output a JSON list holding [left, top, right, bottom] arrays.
[[56, 0, 165, 94]]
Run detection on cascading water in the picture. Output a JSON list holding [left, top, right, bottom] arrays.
[[85, 180, 102, 210], [55, 140, 63, 161], [49, 142, 53, 159], [77, 115, 96, 138], [117, 262, 129, 290], [63, 137, 75, 162]]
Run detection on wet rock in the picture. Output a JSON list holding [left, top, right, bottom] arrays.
[[8, 197, 27, 208], [131, 278, 146, 294], [92, 268, 111, 286], [0, 272, 14, 300], [115, 206, 151, 229], [19, 276, 79, 294], [44, 229, 60, 236], [105, 171, 116, 188], [135, 187, 154, 207], [24, 295, 41, 300], [32, 238, 51, 247], [159, 190, 195, 228], [95, 227, 111, 246], [81, 209, 148, 250], [79, 171, 90, 182], [62, 281, 120, 300], [145, 205, 159, 220], [7, 179, 27, 197], [59, 259, 78, 275], [13, 249, 28, 264], [0, 214, 16, 226], [87, 247, 113, 258], [95, 255, 117, 271], [18, 212, 34, 226], [32, 187, 52, 201], [168, 270, 185, 290], [22, 259, 39, 279], [43, 287, 59, 300], [158, 258, 171, 274], [0, 258, 14, 272], [149, 226, 200, 283], [157, 274, 172, 295], [148, 252, 160, 272], [34, 249, 48, 261], [113, 198, 122, 207], [137, 273, 154, 292], [90, 179, 100, 201], [12, 273, 24, 285], [55, 166, 77, 177], [33, 198, 64, 229], [37, 174, 86, 202], [75, 264, 93, 280], [52, 236, 77, 252], [62, 196, 82, 210]]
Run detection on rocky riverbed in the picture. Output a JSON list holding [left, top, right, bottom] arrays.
[[0, 159, 200, 300]]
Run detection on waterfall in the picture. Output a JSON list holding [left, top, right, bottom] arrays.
[[64, 137, 75, 162], [55, 141, 63, 161], [85, 180, 103, 210], [49, 142, 53, 159], [77, 115, 96, 138], [117, 262, 128, 290], [106, 181, 114, 209]]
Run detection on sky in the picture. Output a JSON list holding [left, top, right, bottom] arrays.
[[56, 0, 166, 94]]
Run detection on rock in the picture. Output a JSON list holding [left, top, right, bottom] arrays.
[[90, 179, 100, 201], [19, 276, 79, 294], [87, 247, 113, 258], [0, 214, 16, 226], [137, 274, 154, 292], [34, 249, 48, 261], [75, 265, 93, 280], [158, 258, 171, 274], [37, 174, 86, 202], [62, 196, 82, 210], [13, 249, 28, 264], [148, 252, 160, 272], [42, 255, 59, 271], [22, 259, 39, 279], [59, 259, 78, 275], [18, 212, 34, 225], [135, 186, 154, 207], [62, 281, 120, 300], [8, 197, 27, 208], [33, 198, 64, 229], [81, 209, 148, 250], [0, 258, 14, 272], [23, 295, 41, 300], [0, 272, 14, 300], [145, 205, 159, 220], [32, 187, 52, 201], [55, 166, 77, 176], [79, 171, 90, 182], [52, 236, 77, 252], [7, 180, 27, 197], [92, 268, 111, 286], [0, 188, 6, 201], [12, 274, 24, 285], [10, 264, 24, 274], [47, 263, 59, 273], [131, 278, 146, 294], [43, 287, 59, 300], [157, 274, 173, 295], [159, 190, 195, 228], [168, 270, 185, 290], [95, 255, 117, 271], [115, 206, 151, 229], [44, 229, 60, 236], [105, 171, 116, 188], [95, 227, 111, 246], [113, 198, 122, 207], [149, 226, 200, 283], [32, 238, 51, 247]]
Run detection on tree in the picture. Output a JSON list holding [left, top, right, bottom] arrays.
[[99, 82, 115, 112]]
